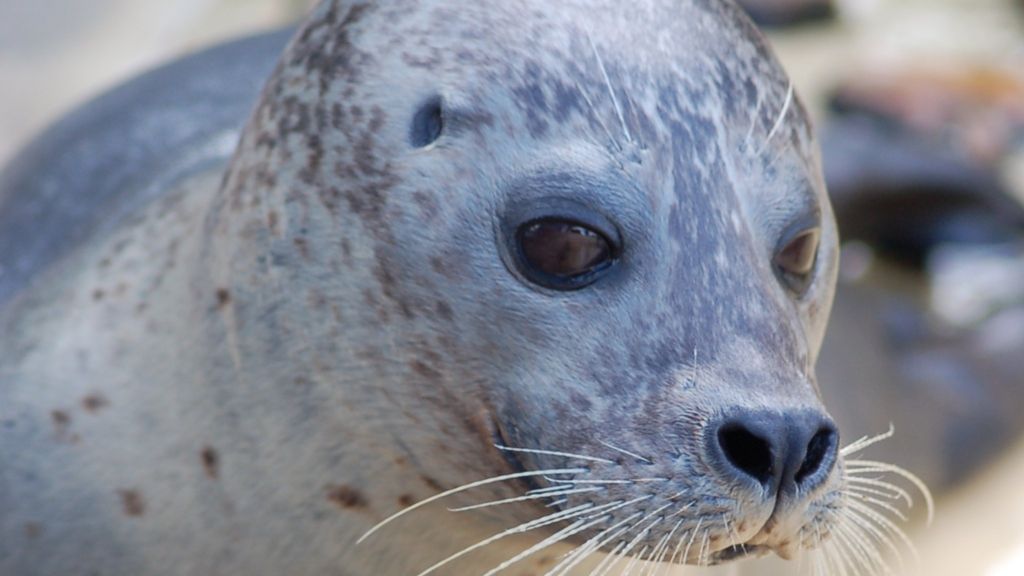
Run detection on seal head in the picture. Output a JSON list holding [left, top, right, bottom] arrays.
[[212, 0, 842, 567]]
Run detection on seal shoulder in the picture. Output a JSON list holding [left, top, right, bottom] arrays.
[[0, 27, 292, 305]]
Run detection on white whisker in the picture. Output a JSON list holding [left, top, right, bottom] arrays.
[[587, 540, 626, 576], [548, 496, 653, 575], [840, 424, 896, 457], [547, 477, 634, 485], [356, 467, 586, 543], [653, 518, 686, 576], [586, 32, 632, 144], [845, 501, 918, 562], [483, 506, 619, 576], [834, 519, 887, 574], [594, 504, 673, 576], [599, 440, 653, 464], [415, 503, 596, 576], [495, 444, 616, 465], [757, 81, 793, 155], [448, 486, 602, 512], [844, 459, 934, 524], [844, 476, 914, 508], [575, 81, 623, 153], [550, 510, 646, 576]]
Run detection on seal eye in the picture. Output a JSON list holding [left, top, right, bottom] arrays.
[[410, 96, 443, 147], [516, 219, 615, 290], [774, 227, 820, 295]]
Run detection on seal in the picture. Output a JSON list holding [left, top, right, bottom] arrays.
[[0, 1, 929, 575]]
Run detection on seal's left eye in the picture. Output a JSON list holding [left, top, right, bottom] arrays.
[[774, 227, 820, 295], [516, 220, 615, 290]]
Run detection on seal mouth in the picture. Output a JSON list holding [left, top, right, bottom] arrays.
[[708, 543, 769, 564], [487, 416, 547, 495]]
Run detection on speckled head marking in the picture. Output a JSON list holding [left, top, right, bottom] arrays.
[[202, 0, 920, 572]]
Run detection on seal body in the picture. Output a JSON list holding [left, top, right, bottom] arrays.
[[1, 1, 856, 574]]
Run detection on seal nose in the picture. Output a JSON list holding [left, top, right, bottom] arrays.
[[709, 410, 838, 496]]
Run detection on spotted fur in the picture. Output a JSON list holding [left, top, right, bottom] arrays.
[[0, 1, 884, 575]]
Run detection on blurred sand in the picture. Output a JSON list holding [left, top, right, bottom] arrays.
[[2, 0, 1024, 575]]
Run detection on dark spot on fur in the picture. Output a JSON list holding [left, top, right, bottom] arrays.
[[412, 190, 440, 220], [398, 494, 415, 507], [410, 360, 442, 381], [24, 522, 42, 540], [92, 289, 105, 301], [118, 490, 146, 517], [420, 475, 444, 492], [51, 410, 70, 436], [216, 289, 232, 309], [267, 210, 280, 235], [294, 236, 311, 260], [326, 484, 368, 509], [435, 301, 454, 321], [201, 446, 219, 479], [82, 394, 109, 413]]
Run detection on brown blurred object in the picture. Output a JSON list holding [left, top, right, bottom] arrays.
[[737, 0, 835, 27], [831, 66, 1024, 165]]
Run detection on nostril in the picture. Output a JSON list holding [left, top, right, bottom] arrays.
[[717, 423, 774, 486], [795, 427, 837, 485]]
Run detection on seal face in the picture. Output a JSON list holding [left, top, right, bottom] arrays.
[[213, 0, 844, 568], [1, 1, 926, 575]]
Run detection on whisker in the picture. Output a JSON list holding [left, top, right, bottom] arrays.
[[587, 540, 626, 576], [356, 467, 587, 543], [548, 496, 653, 575], [482, 506, 621, 576], [586, 32, 632, 144], [845, 491, 908, 522], [414, 503, 597, 576], [742, 93, 765, 152], [529, 484, 577, 496], [495, 444, 616, 465], [574, 81, 623, 154], [546, 477, 634, 485], [681, 518, 703, 565], [758, 81, 793, 154], [844, 459, 934, 524], [599, 440, 653, 464], [841, 504, 904, 570], [697, 529, 711, 566], [843, 483, 903, 503], [840, 424, 895, 458], [620, 544, 650, 576], [448, 486, 602, 512], [834, 519, 887, 575], [666, 529, 690, 570], [550, 510, 645, 576], [594, 504, 673, 576], [652, 518, 685, 576], [643, 519, 679, 576], [845, 501, 918, 562], [844, 476, 914, 508]]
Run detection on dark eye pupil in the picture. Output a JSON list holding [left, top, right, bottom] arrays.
[[776, 229, 820, 276], [518, 220, 612, 281]]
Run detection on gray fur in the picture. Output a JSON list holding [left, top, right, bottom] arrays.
[[0, 1, 850, 574]]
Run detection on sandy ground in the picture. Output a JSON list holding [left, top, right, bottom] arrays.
[[2, 0, 1023, 574]]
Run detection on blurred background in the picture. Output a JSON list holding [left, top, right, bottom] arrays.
[[2, 0, 1023, 574]]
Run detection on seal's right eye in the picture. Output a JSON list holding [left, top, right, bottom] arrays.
[[515, 219, 615, 290]]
